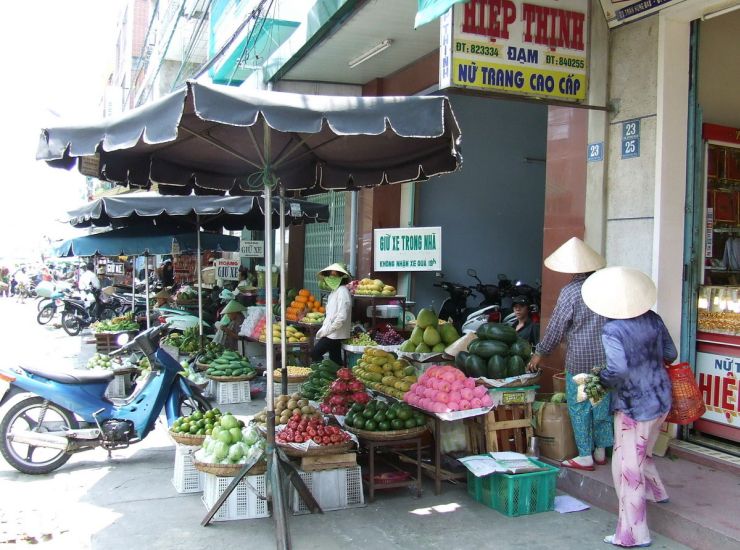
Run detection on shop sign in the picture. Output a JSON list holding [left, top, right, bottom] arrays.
[[240, 240, 264, 258], [106, 263, 124, 275], [696, 351, 739, 427], [621, 119, 640, 159], [373, 227, 442, 272], [598, 0, 681, 29], [215, 259, 240, 281], [439, 0, 589, 102]]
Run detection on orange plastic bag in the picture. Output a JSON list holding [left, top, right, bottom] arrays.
[[665, 362, 706, 425]]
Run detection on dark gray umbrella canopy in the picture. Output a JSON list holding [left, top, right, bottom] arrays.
[[66, 192, 330, 230], [37, 81, 462, 195]]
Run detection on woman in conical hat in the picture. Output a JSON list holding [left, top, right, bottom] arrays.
[[153, 289, 172, 308], [311, 263, 352, 366], [582, 267, 676, 548], [528, 237, 613, 471], [220, 300, 246, 351]]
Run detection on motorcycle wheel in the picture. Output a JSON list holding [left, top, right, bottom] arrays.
[[0, 395, 78, 474], [61, 313, 82, 336], [36, 297, 51, 312], [36, 304, 55, 325], [177, 393, 211, 418]]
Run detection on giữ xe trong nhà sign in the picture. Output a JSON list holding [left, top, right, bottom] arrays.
[[439, 0, 589, 102], [373, 227, 442, 272]]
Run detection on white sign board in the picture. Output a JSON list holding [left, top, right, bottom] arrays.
[[215, 259, 240, 281], [240, 240, 264, 258], [696, 351, 739, 428], [598, 0, 681, 28], [440, 0, 589, 102], [373, 227, 442, 272]]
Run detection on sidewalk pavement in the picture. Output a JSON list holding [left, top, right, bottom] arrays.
[[0, 301, 698, 549]]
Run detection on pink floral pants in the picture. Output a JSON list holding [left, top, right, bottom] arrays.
[[611, 411, 669, 547]]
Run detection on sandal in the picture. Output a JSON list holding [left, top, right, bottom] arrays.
[[594, 456, 608, 466], [562, 458, 595, 471], [604, 535, 651, 547]]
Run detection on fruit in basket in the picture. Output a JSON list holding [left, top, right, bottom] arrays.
[[317, 368, 369, 416], [352, 349, 417, 399], [199, 417, 265, 465], [273, 366, 313, 380], [172, 408, 225, 436], [353, 278, 396, 296], [404, 365, 492, 413], [87, 353, 116, 370], [204, 350, 255, 379], [276, 413, 351, 445], [300, 311, 326, 324], [476, 322, 518, 343], [299, 359, 341, 401], [439, 323, 460, 345], [345, 399, 425, 431], [286, 289, 325, 322], [92, 312, 139, 333], [252, 393, 321, 426]]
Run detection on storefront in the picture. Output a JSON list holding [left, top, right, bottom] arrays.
[[689, 10, 740, 447]]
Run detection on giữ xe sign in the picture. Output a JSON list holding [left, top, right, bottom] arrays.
[[439, 0, 589, 101], [373, 227, 442, 272]]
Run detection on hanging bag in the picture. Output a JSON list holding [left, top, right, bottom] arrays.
[[665, 362, 706, 424]]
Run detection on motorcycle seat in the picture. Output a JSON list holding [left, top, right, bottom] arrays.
[[22, 365, 114, 385], [65, 298, 86, 306]]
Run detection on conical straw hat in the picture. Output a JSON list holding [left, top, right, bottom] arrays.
[[221, 300, 246, 314], [581, 267, 657, 319], [318, 262, 351, 279], [544, 237, 605, 274]]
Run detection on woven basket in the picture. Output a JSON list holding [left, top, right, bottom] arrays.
[[193, 457, 267, 477], [195, 361, 211, 372], [272, 375, 310, 384], [665, 362, 706, 424], [278, 441, 354, 458], [169, 430, 207, 446], [345, 424, 428, 442], [206, 373, 256, 383]]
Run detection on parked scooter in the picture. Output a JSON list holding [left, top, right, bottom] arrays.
[[36, 288, 72, 325], [434, 273, 474, 332], [0, 325, 210, 474], [59, 286, 118, 336]]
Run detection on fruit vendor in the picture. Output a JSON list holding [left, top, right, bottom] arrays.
[[220, 299, 246, 351], [153, 289, 172, 308], [311, 263, 352, 366], [581, 267, 676, 548], [509, 294, 539, 346], [527, 237, 613, 471]]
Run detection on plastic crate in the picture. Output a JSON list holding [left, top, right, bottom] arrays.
[[291, 466, 365, 514], [172, 445, 203, 494], [104, 373, 128, 398], [273, 382, 303, 396], [202, 473, 269, 521], [214, 380, 251, 404], [466, 458, 558, 516]]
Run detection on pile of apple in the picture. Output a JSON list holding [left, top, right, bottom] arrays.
[[403, 364, 493, 414], [276, 413, 352, 446]]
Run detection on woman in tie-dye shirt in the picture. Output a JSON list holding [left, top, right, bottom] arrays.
[[582, 267, 676, 548]]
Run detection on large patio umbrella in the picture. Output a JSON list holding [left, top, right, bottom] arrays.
[[37, 81, 462, 547]]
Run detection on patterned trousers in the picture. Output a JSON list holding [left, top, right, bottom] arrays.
[[566, 372, 614, 456], [611, 411, 669, 547]]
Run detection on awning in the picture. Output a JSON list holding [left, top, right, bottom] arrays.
[[38, 81, 461, 196], [65, 192, 330, 230], [52, 226, 240, 258], [415, 0, 469, 28]]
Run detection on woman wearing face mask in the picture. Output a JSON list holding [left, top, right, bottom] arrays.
[[311, 263, 353, 366]]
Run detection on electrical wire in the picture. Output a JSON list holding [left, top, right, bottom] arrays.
[[123, 0, 161, 109], [225, 0, 274, 86], [169, 0, 213, 90]]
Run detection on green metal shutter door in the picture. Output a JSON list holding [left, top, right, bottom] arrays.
[[303, 191, 346, 296]]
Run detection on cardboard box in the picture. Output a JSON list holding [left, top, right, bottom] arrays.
[[533, 401, 578, 462]]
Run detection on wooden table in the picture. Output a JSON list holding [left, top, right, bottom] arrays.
[[360, 436, 423, 502]]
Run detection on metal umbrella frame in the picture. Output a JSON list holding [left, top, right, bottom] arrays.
[[38, 81, 462, 548]]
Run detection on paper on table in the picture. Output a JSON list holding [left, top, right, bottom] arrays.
[[489, 452, 528, 460], [554, 495, 590, 513], [458, 455, 501, 477]]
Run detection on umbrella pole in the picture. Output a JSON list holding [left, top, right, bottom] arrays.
[[196, 215, 204, 348], [279, 192, 288, 397], [349, 190, 358, 277], [132, 255, 136, 321], [144, 255, 150, 329]]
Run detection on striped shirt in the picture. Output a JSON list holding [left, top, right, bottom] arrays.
[[535, 274, 606, 375]]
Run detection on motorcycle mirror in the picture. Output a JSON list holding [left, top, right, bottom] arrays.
[[435, 272, 444, 279], [466, 268, 477, 278], [116, 333, 131, 346]]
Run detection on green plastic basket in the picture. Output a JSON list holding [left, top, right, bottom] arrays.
[[345, 351, 362, 368], [467, 458, 558, 516]]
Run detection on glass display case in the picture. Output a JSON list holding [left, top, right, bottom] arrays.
[[697, 285, 740, 335]]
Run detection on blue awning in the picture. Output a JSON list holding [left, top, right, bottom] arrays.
[[415, 0, 469, 28], [52, 226, 240, 258]]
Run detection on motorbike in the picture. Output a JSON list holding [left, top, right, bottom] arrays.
[[434, 273, 475, 332], [0, 324, 210, 474], [36, 288, 73, 326], [460, 273, 541, 334], [60, 286, 118, 336]]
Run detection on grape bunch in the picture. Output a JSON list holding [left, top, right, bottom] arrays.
[[371, 327, 405, 345], [347, 332, 378, 346]]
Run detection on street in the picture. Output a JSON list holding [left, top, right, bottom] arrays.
[[0, 298, 691, 549]]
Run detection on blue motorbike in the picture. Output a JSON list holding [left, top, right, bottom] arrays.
[[0, 325, 210, 474]]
